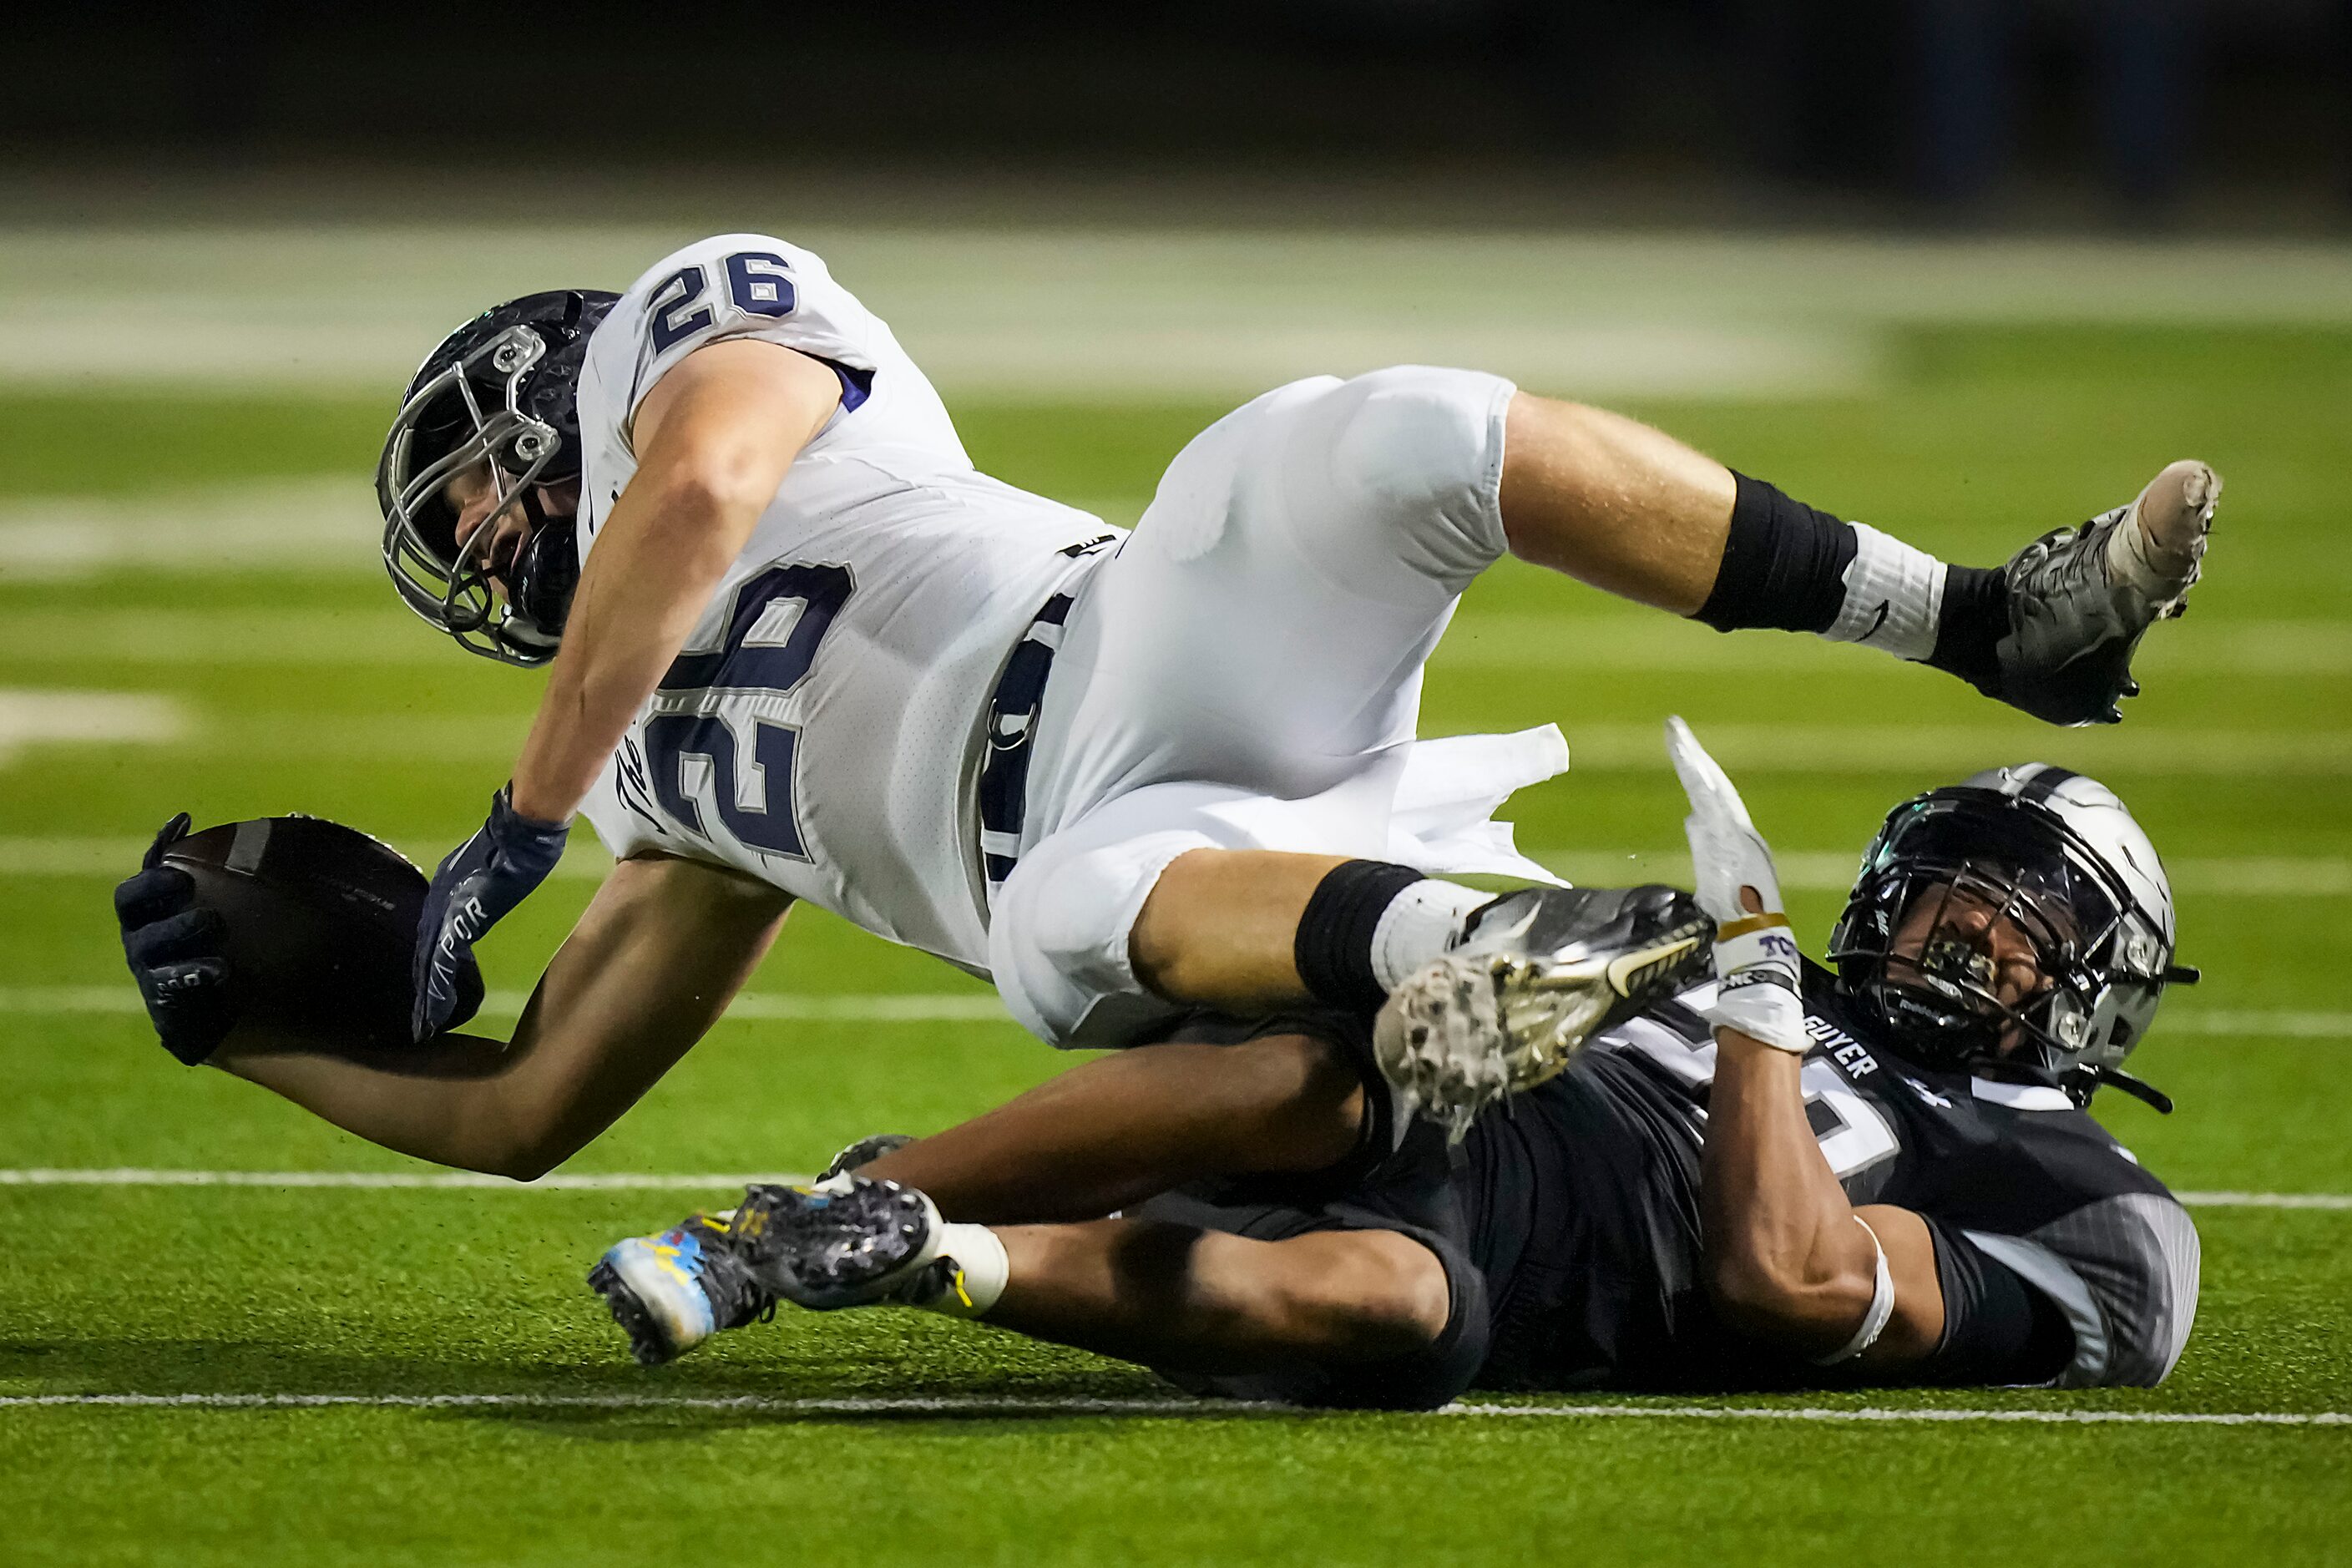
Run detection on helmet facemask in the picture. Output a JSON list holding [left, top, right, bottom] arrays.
[[378, 321, 580, 667], [1829, 787, 2186, 1108]]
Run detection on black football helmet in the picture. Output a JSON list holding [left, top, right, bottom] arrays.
[[377, 289, 619, 665], [1827, 764, 2198, 1110]]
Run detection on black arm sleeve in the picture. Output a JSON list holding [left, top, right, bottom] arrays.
[[1914, 1215, 2074, 1387]]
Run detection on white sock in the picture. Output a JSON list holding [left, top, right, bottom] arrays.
[[2107, 467, 2213, 594], [2109, 511, 2170, 593], [909, 1223, 1010, 1319], [1369, 879, 1490, 991], [1823, 522, 1947, 662]]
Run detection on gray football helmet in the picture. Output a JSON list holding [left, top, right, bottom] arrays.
[[1828, 763, 2198, 1110]]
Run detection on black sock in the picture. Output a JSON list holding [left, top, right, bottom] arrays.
[[1925, 565, 2009, 696], [1293, 860, 1428, 1016], [1698, 473, 2002, 672], [1694, 473, 1859, 635]]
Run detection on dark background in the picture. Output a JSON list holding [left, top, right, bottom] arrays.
[[8, 2, 2350, 225]]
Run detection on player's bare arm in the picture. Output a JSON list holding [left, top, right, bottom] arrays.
[[212, 855, 791, 1178], [1702, 1025, 1945, 1366], [1663, 718, 1940, 1366], [507, 339, 840, 822], [407, 338, 839, 1042]]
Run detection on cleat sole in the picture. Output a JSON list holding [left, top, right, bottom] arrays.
[[588, 1257, 675, 1368], [735, 1180, 943, 1309], [587, 1239, 716, 1368], [1373, 895, 1712, 1142]]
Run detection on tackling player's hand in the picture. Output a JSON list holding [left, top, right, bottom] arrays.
[[1665, 717, 1808, 1055], [114, 813, 239, 1065], [412, 785, 569, 1041]]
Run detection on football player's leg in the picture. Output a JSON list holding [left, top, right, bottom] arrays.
[[853, 1028, 1372, 1225], [735, 1187, 1475, 1410], [989, 1220, 1456, 1391], [994, 369, 1536, 1042], [1496, 393, 2217, 725], [994, 802, 1706, 1098], [587, 1020, 1388, 1368]]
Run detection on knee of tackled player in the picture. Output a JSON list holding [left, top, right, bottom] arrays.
[[1271, 1229, 1455, 1363], [1199, 1031, 1371, 1176]]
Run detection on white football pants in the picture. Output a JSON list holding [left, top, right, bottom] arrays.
[[989, 366, 1571, 1048]]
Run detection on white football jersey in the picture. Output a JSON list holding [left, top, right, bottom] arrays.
[[570, 234, 1115, 973]]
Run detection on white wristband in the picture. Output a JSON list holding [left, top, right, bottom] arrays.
[[1812, 1215, 1896, 1365], [1707, 917, 1810, 1055]]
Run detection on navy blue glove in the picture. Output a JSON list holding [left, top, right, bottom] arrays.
[[114, 813, 239, 1065], [412, 785, 569, 1041]]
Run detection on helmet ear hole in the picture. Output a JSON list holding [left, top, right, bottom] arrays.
[[508, 508, 580, 643]]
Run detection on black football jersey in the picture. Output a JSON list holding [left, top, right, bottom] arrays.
[[1459, 963, 2199, 1393]]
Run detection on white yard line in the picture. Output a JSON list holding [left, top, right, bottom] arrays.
[[1, 598, 2341, 673], [0, 837, 614, 879], [0, 1168, 2343, 1209], [0, 1390, 2340, 1426], [1554, 724, 2352, 777], [0, 481, 375, 582], [1434, 615, 2352, 679], [2157, 1011, 2352, 1039], [0, 692, 185, 768], [0, 985, 2340, 1038]]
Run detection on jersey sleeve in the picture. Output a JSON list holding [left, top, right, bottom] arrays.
[[1957, 1193, 2201, 1388], [614, 233, 877, 432], [1913, 1216, 2074, 1386]]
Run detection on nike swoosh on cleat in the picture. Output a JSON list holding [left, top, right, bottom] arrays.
[[1605, 934, 1704, 997]]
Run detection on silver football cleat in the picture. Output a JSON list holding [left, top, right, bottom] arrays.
[[1373, 883, 1711, 1142], [1996, 459, 2219, 726]]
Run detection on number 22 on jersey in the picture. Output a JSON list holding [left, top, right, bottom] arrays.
[[639, 562, 855, 860]]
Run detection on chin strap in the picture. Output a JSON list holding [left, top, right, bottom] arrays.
[[505, 496, 581, 650], [2094, 1066, 2176, 1115]]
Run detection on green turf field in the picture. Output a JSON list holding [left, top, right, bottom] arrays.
[[3, 318, 2347, 1565]]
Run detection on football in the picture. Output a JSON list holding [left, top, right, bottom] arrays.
[[159, 815, 484, 1049]]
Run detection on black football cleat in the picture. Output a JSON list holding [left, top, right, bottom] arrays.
[[817, 1133, 918, 1183], [1994, 459, 2218, 726], [730, 1177, 945, 1311], [588, 1212, 773, 1367], [1373, 883, 1711, 1141]]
